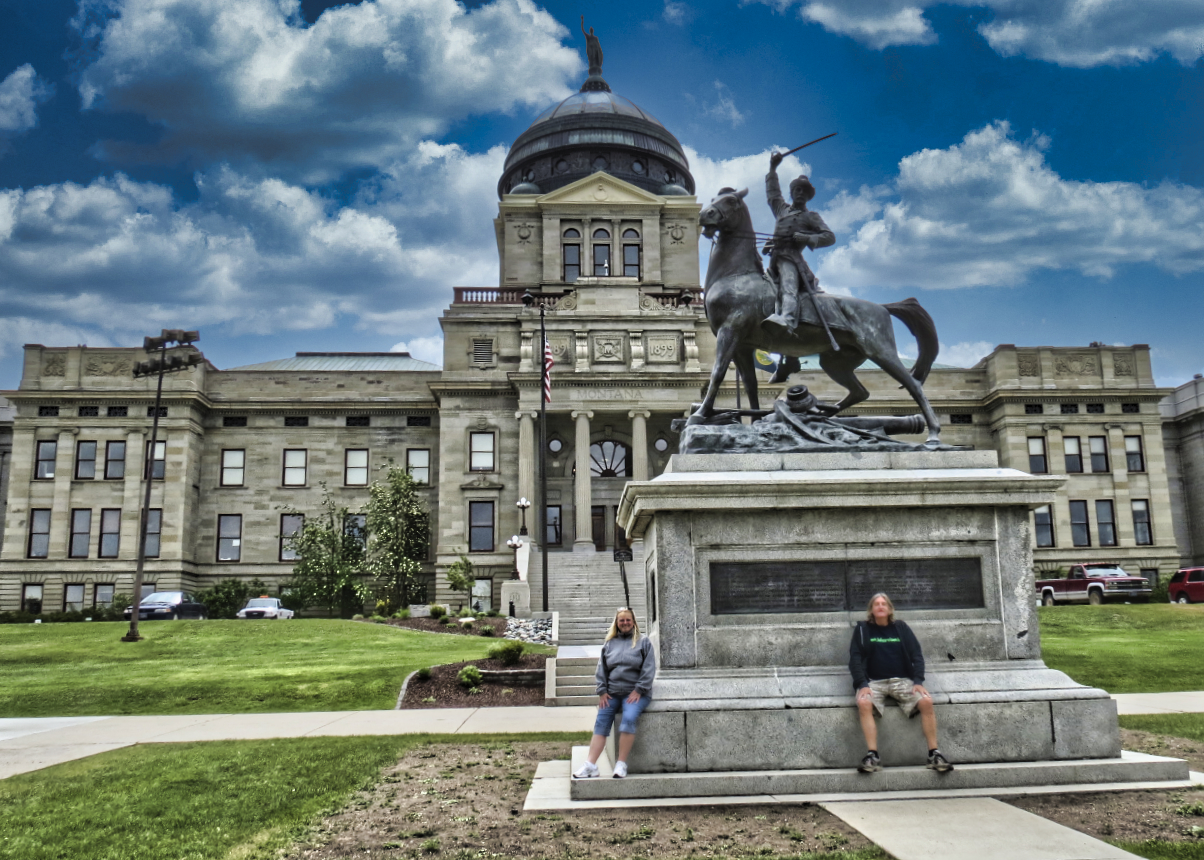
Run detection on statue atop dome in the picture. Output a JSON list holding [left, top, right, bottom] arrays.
[[579, 17, 610, 92]]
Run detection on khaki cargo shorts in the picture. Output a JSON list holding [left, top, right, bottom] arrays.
[[866, 678, 925, 718]]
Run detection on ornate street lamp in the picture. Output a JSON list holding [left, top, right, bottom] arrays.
[[516, 497, 531, 536], [506, 535, 523, 580], [122, 329, 202, 643]]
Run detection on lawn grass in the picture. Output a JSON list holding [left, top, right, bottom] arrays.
[[0, 620, 551, 717], [1119, 713, 1204, 743], [1037, 603, 1204, 693], [0, 733, 583, 860]]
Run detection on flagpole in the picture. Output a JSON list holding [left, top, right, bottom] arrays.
[[539, 301, 549, 613]]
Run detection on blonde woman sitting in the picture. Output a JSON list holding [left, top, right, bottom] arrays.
[[572, 607, 656, 779]]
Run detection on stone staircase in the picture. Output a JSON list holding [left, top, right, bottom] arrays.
[[545, 543, 648, 646], [547, 652, 599, 706]]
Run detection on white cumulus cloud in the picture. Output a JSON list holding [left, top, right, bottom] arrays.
[[0, 64, 53, 152], [816, 121, 1204, 292], [391, 336, 444, 367], [753, 0, 1204, 66], [72, 0, 581, 180]]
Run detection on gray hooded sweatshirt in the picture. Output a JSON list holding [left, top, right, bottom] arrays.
[[595, 632, 656, 697]]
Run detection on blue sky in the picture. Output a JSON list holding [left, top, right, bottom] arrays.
[[0, 0, 1201, 386]]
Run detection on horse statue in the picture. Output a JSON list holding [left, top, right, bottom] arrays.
[[693, 186, 943, 446]]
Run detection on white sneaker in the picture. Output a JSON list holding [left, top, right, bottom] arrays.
[[573, 762, 599, 779], [613, 761, 628, 778]]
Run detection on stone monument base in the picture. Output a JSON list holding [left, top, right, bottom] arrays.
[[501, 581, 531, 618]]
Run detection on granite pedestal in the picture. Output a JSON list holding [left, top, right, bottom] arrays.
[[582, 450, 1186, 799]]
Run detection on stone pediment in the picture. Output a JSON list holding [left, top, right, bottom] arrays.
[[538, 172, 664, 206]]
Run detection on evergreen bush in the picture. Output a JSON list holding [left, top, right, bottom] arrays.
[[457, 665, 482, 687], [487, 639, 525, 666]]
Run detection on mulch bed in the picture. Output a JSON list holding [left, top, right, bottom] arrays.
[[287, 740, 873, 860], [387, 616, 509, 638], [400, 655, 548, 709]]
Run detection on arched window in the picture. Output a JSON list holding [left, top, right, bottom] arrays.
[[590, 441, 631, 478], [562, 228, 580, 282], [592, 228, 610, 276], [622, 228, 641, 278]]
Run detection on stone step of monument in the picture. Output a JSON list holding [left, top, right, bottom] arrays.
[[567, 748, 1191, 801], [555, 684, 598, 697], [547, 695, 598, 707]]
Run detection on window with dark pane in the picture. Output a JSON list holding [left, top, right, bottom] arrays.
[[1024, 404, 1043, 415], [562, 228, 580, 282], [1060, 403, 1078, 415], [1027, 437, 1047, 474], [105, 441, 126, 479], [1089, 436, 1109, 472], [100, 509, 121, 558], [22, 584, 43, 613], [280, 513, 304, 561], [1086, 403, 1104, 414], [1069, 500, 1091, 547], [1063, 437, 1082, 473], [622, 228, 641, 277], [75, 441, 97, 479], [147, 406, 168, 418], [1121, 403, 1139, 414], [38, 405, 59, 417], [107, 405, 128, 417], [345, 416, 369, 427], [949, 414, 972, 425], [407, 415, 431, 427], [217, 514, 242, 562], [144, 509, 162, 558], [284, 416, 309, 427], [64, 584, 85, 612], [344, 514, 367, 548], [1132, 500, 1152, 545], [78, 406, 99, 417], [469, 501, 494, 552], [69, 509, 91, 558], [35, 440, 56, 479], [1033, 505, 1055, 548], [1125, 436, 1145, 472], [546, 505, 562, 546], [223, 416, 247, 427], [1095, 500, 1117, 546], [590, 441, 631, 477], [94, 584, 115, 607], [593, 228, 610, 276], [145, 440, 166, 480]]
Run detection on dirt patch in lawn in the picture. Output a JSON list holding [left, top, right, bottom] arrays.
[[1004, 728, 1204, 846], [387, 616, 509, 637], [400, 655, 548, 709], [287, 740, 873, 860]]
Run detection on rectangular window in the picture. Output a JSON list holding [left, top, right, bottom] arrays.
[[407, 448, 430, 484], [593, 243, 610, 276], [38, 405, 59, 417], [141, 583, 157, 600], [1069, 500, 1091, 547], [144, 509, 162, 558], [1024, 404, 1043, 415], [94, 584, 115, 607], [107, 405, 128, 418], [1122, 403, 1140, 414], [344, 513, 367, 548], [105, 441, 126, 480], [563, 242, 580, 282], [469, 501, 494, 552], [222, 416, 247, 427], [344, 449, 369, 485], [1027, 437, 1047, 474], [623, 243, 640, 278], [28, 509, 50, 558], [145, 440, 165, 480], [1033, 505, 1055, 548], [1089, 436, 1109, 472], [147, 406, 167, 418], [22, 584, 43, 614], [1125, 436, 1145, 472], [35, 440, 57, 479], [1141, 568, 1159, 588], [280, 513, 304, 561], [99, 508, 121, 558], [407, 416, 431, 427], [546, 504, 562, 546], [69, 509, 91, 559], [1063, 437, 1083, 473], [220, 449, 245, 486], [75, 441, 97, 479], [284, 415, 308, 427], [64, 584, 85, 613], [1060, 403, 1079, 414], [472, 339, 493, 364], [949, 414, 973, 425], [1096, 499, 1117, 546], [1086, 403, 1104, 414], [79, 405, 99, 417], [345, 416, 370, 427], [217, 514, 242, 562], [1132, 500, 1153, 546], [282, 449, 307, 486], [469, 432, 494, 472]]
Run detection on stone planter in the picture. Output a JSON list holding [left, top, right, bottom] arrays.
[[480, 667, 545, 687]]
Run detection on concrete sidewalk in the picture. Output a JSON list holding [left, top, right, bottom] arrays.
[[0, 706, 595, 780], [1112, 691, 1204, 715]]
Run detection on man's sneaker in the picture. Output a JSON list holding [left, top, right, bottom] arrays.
[[857, 752, 881, 773], [613, 761, 628, 778], [927, 750, 954, 773], [573, 761, 599, 779]]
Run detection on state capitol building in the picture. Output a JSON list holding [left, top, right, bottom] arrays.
[[2, 63, 1204, 634]]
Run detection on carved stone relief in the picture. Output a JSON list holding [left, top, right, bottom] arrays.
[[514, 223, 535, 245], [592, 334, 625, 363], [1113, 354, 1135, 377], [555, 292, 578, 311], [42, 353, 66, 377], [85, 356, 131, 377], [646, 335, 680, 364], [1054, 354, 1098, 376], [666, 223, 688, 245], [1017, 354, 1039, 377], [547, 335, 572, 364]]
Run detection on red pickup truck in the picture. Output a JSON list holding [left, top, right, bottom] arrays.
[[1037, 563, 1152, 606]]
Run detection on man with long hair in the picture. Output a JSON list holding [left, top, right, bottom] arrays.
[[849, 592, 953, 773]]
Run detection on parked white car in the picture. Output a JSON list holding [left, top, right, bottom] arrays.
[[236, 597, 294, 620]]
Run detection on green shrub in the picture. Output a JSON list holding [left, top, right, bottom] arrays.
[[442, 616, 458, 626], [194, 578, 272, 620], [429, 604, 447, 620], [458, 606, 475, 618], [457, 665, 482, 687], [415, 667, 432, 681], [1151, 578, 1170, 603], [479, 627, 495, 637], [460, 619, 474, 628], [394, 608, 411, 619], [485, 609, 499, 618], [487, 639, 525, 666], [351, 614, 365, 621], [370, 615, 387, 623], [420, 838, 440, 853]]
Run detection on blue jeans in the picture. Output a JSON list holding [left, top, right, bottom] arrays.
[[594, 691, 651, 736]]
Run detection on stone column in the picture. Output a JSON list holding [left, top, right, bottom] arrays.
[[629, 410, 651, 481], [573, 410, 594, 552], [121, 430, 145, 561], [49, 430, 76, 560], [1044, 425, 1072, 551], [517, 411, 536, 517]]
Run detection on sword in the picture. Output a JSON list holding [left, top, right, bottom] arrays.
[[776, 131, 838, 158]]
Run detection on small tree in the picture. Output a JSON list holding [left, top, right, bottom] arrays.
[[195, 577, 272, 619], [363, 464, 431, 613], [283, 485, 369, 617], [445, 554, 474, 611]]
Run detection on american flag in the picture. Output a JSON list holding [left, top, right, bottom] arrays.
[[542, 338, 554, 402]]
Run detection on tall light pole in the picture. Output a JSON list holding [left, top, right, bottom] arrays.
[[122, 329, 202, 643], [516, 497, 531, 536]]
